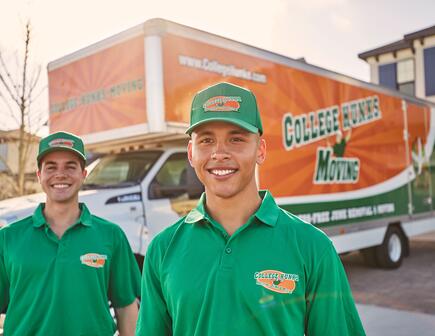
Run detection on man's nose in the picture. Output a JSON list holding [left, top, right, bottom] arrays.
[[211, 142, 230, 160], [54, 169, 68, 178]]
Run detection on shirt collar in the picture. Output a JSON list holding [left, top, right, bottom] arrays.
[[185, 193, 207, 223], [32, 203, 93, 228], [185, 190, 280, 227], [254, 190, 280, 227]]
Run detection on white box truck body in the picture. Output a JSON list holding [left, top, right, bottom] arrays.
[[1, 18, 435, 267]]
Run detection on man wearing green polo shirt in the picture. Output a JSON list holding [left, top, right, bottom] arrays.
[[136, 82, 365, 335], [0, 131, 141, 335]]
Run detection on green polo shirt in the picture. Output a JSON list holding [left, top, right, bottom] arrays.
[[0, 203, 141, 336], [136, 191, 365, 336]]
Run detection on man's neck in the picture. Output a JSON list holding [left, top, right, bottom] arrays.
[[43, 200, 81, 238], [205, 185, 262, 236]]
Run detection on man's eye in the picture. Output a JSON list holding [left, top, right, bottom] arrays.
[[231, 137, 244, 143], [200, 138, 213, 144]]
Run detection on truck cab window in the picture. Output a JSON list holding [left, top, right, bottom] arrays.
[[149, 153, 189, 199], [82, 151, 162, 189]]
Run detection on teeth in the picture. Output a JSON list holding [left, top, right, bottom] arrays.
[[53, 184, 69, 189], [211, 169, 235, 176]]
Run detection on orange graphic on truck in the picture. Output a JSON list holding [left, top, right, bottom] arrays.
[[48, 36, 146, 135]]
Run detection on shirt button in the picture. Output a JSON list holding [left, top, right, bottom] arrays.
[[225, 247, 232, 254]]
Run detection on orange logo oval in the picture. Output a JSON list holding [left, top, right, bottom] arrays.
[[254, 270, 299, 294], [80, 253, 107, 268], [49, 138, 75, 148], [203, 96, 241, 112]]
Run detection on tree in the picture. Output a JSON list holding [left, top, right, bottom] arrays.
[[0, 20, 45, 196]]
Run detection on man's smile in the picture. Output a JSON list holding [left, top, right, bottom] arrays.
[[208, 168, 237, 177]]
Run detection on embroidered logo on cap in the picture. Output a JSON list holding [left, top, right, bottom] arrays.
[[80, 253, 107, 268], [203, 96, 242, 112], [49, 138, 75, 148], [254, 270, 299, 294]]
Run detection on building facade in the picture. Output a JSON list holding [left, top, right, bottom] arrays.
[[0, 129, 39, 174], [359, 25, 435, 103]]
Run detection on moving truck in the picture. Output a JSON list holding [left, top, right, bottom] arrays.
[[1, 18, 435, 268]]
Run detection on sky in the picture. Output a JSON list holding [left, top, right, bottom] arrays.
[[0, 0, 434, 132]]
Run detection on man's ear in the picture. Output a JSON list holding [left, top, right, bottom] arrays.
[[82, 168, 88, 178], [256, 138, 266, 165], [36, 169, 41, 183], [187, 140, 194, 167]]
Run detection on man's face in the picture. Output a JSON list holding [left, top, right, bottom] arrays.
[[37, 151, 87, 204], [188, 121, 266, 200]]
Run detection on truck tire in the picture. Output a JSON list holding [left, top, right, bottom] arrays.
[[375, 226, 406, 269]]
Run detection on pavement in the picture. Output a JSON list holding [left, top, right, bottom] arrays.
[[357, 303, 435, 336], [3, 306, 435, 336], [352, 230, 435, 335]]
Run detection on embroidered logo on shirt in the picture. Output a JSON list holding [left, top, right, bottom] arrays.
[[80, 253, 107, 268], [254, 270, 299, 294], [203, 96, 242, 112]]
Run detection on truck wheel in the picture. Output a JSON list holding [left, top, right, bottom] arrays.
[[375, 226, 406, 269]]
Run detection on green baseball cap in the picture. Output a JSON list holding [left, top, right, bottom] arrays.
[[37, 131, 86, 165], [186, 82, 263, 135]]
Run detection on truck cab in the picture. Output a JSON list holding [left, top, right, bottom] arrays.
[[0, 147, 204, 266]]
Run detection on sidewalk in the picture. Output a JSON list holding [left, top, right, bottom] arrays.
[[357, 303, 435, 336], [2, 305, 435, 335]]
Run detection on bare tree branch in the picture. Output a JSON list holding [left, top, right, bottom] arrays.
[[0, 20, 43, 196], [29, 65, 41, 93], [0, 96, 20, 125], [0, 52, 20, 100], [0, 69, 20, 106]]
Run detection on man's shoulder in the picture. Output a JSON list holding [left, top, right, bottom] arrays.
[[1, 214, 35, 235], [276, 207, 332, 249], [88, 213, 126, 235], [147, 217, 187, 253]]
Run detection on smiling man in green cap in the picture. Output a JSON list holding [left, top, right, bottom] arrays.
[[136, 82, 365, 335], [0, 131, 141, 335]]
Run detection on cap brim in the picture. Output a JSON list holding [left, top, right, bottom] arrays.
[[37, 147, 86, 164], [186, 118, 259, 135]]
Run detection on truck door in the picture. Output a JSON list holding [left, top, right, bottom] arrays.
[[141, 151, 203, 254], [404, 100, 433, 215]]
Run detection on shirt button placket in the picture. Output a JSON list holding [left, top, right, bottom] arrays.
[[221, 240, 234, 270]]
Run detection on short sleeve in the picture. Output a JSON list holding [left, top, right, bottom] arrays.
[[136, 238, 172, 335], [0, 229, 9, 313], [305, 242, 366, 336], [108, 228, 141, 308]]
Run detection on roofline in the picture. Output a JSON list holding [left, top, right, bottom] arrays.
[[358, 39, 412, 60], [404, 25, 435, 41], [359, 24, 435, 60]]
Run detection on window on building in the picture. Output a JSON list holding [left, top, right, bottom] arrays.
[[379, 63, 396, 89], [378, 59, 415, 96], [397, 59, 415, 96], [424, 46, 435, 96]]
